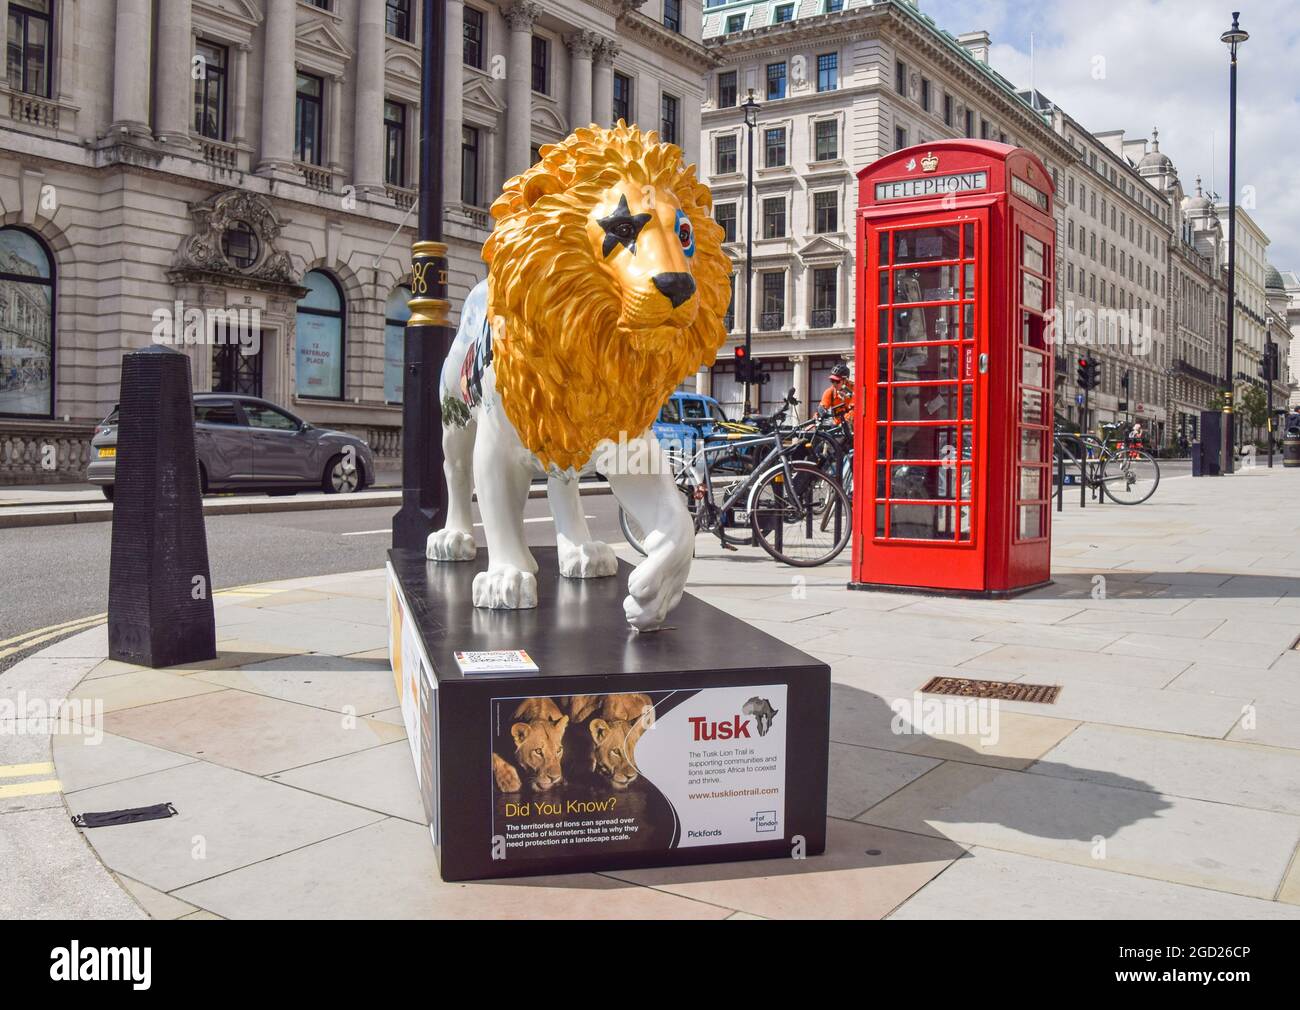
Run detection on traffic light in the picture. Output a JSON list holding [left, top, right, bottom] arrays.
[[1260, 342, 1279, 381], [1076, 357, 1100, 391], [734, 345, 752, 383]]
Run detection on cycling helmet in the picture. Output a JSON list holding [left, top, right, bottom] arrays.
[[830, 362, 851, 381]]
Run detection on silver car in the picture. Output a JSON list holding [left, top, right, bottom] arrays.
[[87, 394, 375, 501]]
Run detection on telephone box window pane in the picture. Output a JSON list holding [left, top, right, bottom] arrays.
[[1021, 389, 1045, 425], [962, 303, 974, 337], [962, 384, 973, 418], [958, 506, 972, 540], [875, 505, 886, 537], [893, 227, 959, 264], [876, 466, 888, 497], [888, 424, 960, 461], [1020, 429, 1045, 462], [1021, 349, 1044, 387], [890, 505, 955, 540], [877, 385, 888, 420], [1019, 467, 1042, 499], [894, 266, 960, 304], [892, 384, 960, 421], [878, 233, 889, 264], [1022, 273, 1045, 311], [893, 343, 960, 382], [1019, 505, 1044, 539], [961, 426, 972, 460], [1022, 310, 1047, 350], [877, 309, 889, 344], [877, 347, 890, 383], [878, 270, 889, 304], [892, 305, 955, 343], [963, 223, 974, 253], [964, 264, 975, 298], [1023, 233, 1045, 273], [890, 465, 957, 500]]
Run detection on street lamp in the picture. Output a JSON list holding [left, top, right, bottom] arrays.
[[1220, 10, 1248, 475], [742, 89, 759, 410], [393, 0, 453, 550]]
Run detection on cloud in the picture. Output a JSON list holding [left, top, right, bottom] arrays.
[[920, 0, 1300, 267]]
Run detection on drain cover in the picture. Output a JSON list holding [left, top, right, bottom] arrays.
[[920, 676, 1061, 705]]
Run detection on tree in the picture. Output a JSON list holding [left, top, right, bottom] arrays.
[[1242, 386, 1268, 433]]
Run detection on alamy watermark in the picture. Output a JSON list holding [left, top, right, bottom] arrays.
[[151, 301, 261, 356]]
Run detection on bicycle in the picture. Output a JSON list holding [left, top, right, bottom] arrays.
[[1052, 429, 1160, 505], [619, 427, 852, 566]]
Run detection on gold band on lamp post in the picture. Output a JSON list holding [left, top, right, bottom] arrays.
[[408, 239, 450, 326]]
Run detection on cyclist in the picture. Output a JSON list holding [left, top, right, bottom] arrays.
[[819, 362, 853, 424]]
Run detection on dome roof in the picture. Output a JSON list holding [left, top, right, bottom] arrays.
[[1183, 176, 1212, 214], [1266, 264, 1286, 291], [1139, 128, 1173, 172]]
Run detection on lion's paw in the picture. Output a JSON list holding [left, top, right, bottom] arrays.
[[623, 549, 691, 632], [426, 528, 477, 562], [473, 566, 539, 610], [558, 539, 618, 579]]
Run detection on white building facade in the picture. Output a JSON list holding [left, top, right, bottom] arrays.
[[0, 0, 711, 483]]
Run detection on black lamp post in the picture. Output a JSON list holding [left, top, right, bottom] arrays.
[[1220, 10, 1248, 475], [742, 89, 759, 410], [393, 0, 453, 550]]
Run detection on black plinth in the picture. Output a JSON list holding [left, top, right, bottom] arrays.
[[387, 547, 830, 882], [108, 346, 216, 668]]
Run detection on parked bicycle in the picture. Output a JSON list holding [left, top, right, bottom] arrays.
[[1052, 429, 1160, 505], [619, 426, 852, 566]]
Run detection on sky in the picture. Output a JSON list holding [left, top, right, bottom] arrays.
[[919, 0, 1300, 270]]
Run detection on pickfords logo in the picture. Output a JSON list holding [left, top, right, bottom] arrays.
[[689, 714, 750, 741], [49, 942, 151, 990], [686, 829, 723, 838]]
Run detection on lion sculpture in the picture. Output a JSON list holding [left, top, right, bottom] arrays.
[[427, 122, 731, 631]]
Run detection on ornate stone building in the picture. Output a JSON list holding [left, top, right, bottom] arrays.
[[0, 0, 711, 483]]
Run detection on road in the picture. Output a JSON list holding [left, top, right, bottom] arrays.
[[0, 494, 625, 673]]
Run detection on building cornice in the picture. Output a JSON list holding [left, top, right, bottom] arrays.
[[619, 13, 720, 70]]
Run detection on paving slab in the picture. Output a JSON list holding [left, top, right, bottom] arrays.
[[52, 730, 196, 794], [270, 741, 425, 823], [190, 653, 399, 716], [960, 643, 1187, 688], [889, 847, 1300, 920]]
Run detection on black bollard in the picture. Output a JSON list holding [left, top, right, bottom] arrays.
[[107, 345, 216, 667]]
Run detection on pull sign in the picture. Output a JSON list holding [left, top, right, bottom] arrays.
[[978, 353, 989, 374], [964, 348, 973, 379]]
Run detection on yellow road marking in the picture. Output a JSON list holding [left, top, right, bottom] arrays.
[[0, 762, 56, 778], [0, 615, 107, 662], [0, 612, 106, 650], [0, 779, 62, 799]]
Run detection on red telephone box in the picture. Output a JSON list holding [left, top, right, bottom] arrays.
[[850, 141, 1055, 596]]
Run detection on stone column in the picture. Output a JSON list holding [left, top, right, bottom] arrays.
[[565, 30, 599, 130], [354, 0, 386, 195], [790, 354, 807, 419], [257, 0, 297, 177], [232, 44, 251, 146], [328, 74, 345, 174], [502, 2, 540, 179], [443, 0, 465, 207], [155, 0, 194, 146], [0, 3, 10, 76], [592, 39, 619, 128], [111, 0, 151, 137]]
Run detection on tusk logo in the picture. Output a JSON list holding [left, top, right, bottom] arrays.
[[49, 942, 152, 990]]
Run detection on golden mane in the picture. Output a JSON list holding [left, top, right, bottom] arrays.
[[483, 122, 732, 470]]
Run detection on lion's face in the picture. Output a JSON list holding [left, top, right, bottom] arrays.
[[511, 714, 568, 792], [589, 717, 644, 789], [585, 179, 700, 337]]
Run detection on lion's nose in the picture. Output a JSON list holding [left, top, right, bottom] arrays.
[[653, 272, 696, 308]]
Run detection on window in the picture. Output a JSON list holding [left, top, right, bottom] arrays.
[[895, 125, 907, 151], [613, 72, 632, 124], [895, 60, 906, 97], [964, 109, 974, 137], [295, 270, 345, 399], [0, 227, 55, 418], [718, 70, 737, 108], [943, 94, 953, 127], [920, 78, 931, 112], [7, 1, 53, 96], [531, 36, 549, 94], [384, 286, 411, 403], [764, 126, 786, 167], [461, 125, 480, 206], [726, 13, 746, 33], [194, 401, 241, 426], [773, 3, 794, 22], [383, 100, 406, 186], [812, 268, 837, 327], [979, 119, 990, 140], [660, 93, 679, 145], [294, 72, 324, 165], [715, 134, 737, 174], [813, 191, 837, 233], [816, 52, 837, 92], [244, 403, 301, 431], [222, 222, 259, 269], [194, 41, 228, 141], [716, 203, 737, 242], [825, 0, 843, 10], [306, 0, 330, 8], [766, 62, 786, 100], [664, 0, 681, 32], [761, 272, 785, 329], [464, 7, 484, 68], [814, 119, 838, 161], [386, 0, 411, 40], [762, 197, 785, 239]]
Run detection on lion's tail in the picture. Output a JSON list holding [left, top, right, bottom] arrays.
[[440, 278, 491, 408]]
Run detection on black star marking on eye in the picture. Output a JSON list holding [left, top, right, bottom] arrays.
[[598, 194, 653, 258]]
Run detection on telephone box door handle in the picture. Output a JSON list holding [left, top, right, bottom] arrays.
[[978, 353, 989, 374]]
